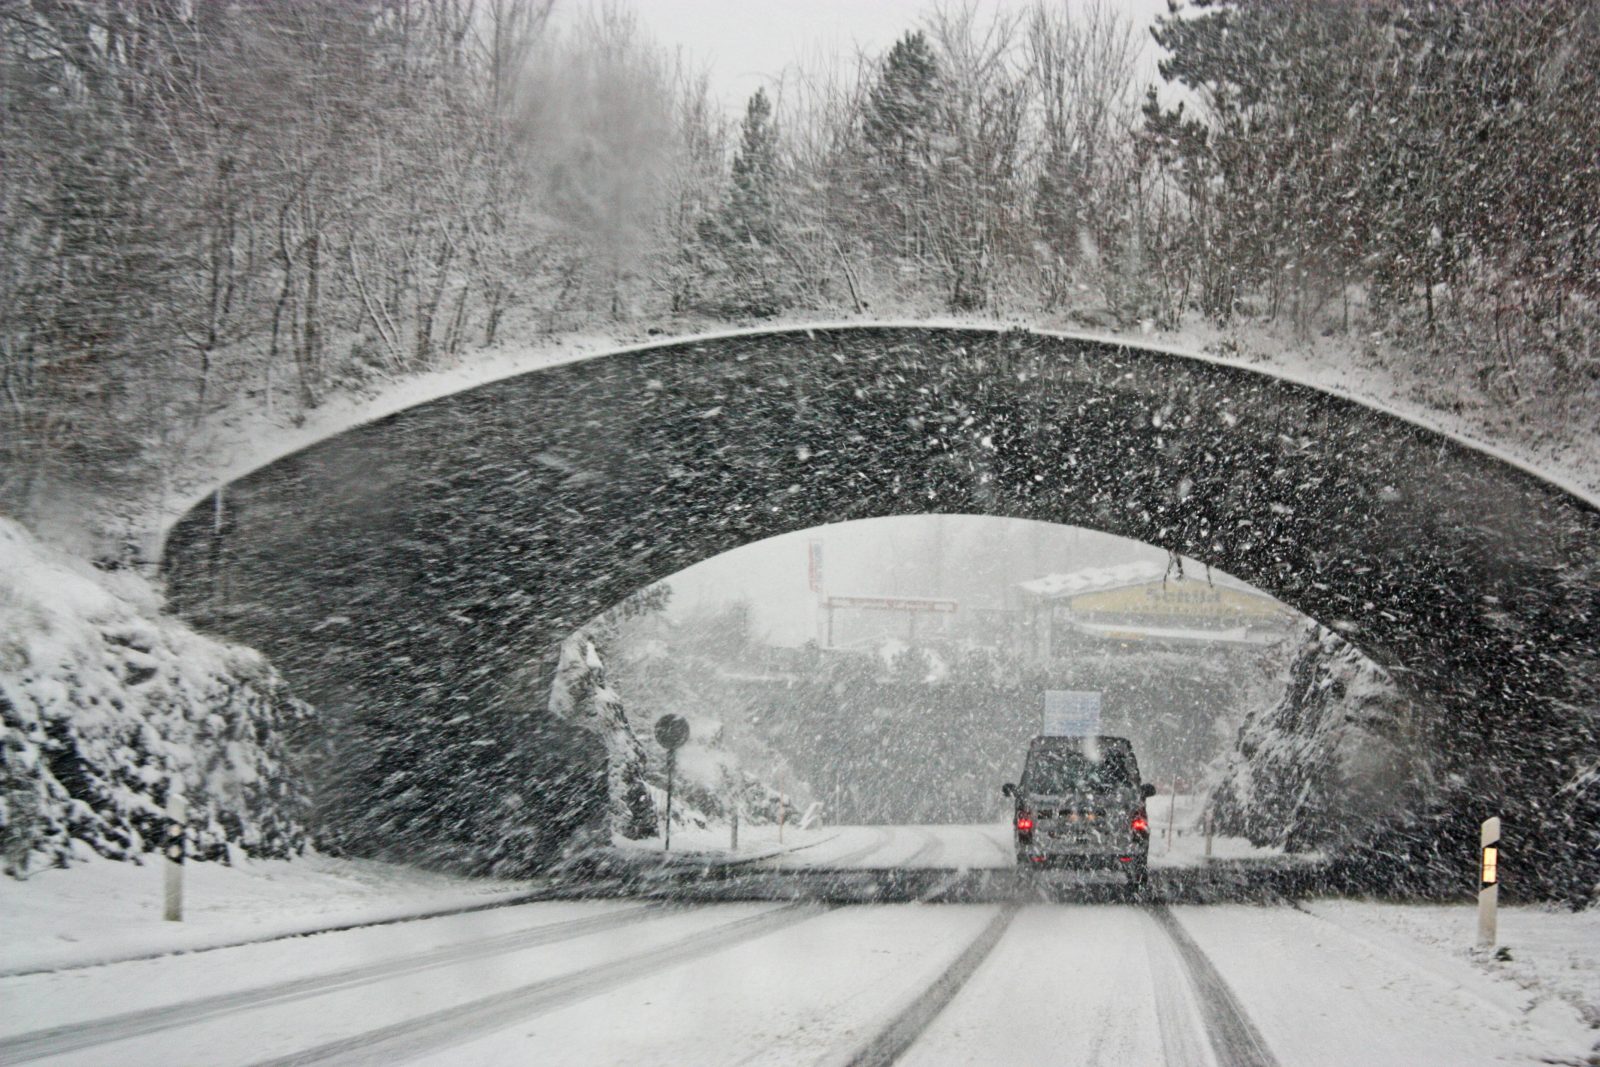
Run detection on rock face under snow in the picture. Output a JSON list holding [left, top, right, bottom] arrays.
[[1208, 622, 1431, 854], [0, 519, 311, 877]]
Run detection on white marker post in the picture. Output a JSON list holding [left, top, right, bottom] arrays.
[[163, 789, 187, 922], [1478, 816, 1500, 949], [1166, 778, 1178, 853]]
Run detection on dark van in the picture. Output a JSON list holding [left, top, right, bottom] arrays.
[[1002, 735, 1155, 891]]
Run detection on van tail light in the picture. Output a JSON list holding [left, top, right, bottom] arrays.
[[1131, 812, 1149, 834], [1016, 814, 1034, 833]]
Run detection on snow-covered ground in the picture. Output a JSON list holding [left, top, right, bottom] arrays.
[[0, 852, 537, 976], [1302, 899, 1600, 1034], [613, 807, 1284, 873], [2, 846, 1593, 1067], [0, 815, 1274, 978], [1174, 902, 1599, 1067], [615, 822, 1006, 870]]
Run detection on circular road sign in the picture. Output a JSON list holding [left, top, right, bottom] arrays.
[[654, 714, 690, 750]]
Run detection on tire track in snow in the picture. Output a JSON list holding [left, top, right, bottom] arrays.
[[835, 903, 1019, 1067], [1150, 905, 1279, 1067], [245, 902, 827, 1067], [761, 827, 895, 870], [1142, 909, 1217, 1067], [905, 833, 961, 902], [915, 828, 945, 868], [978, 824, 1014, 863], [894, 828, 943, 869], [0, 903, 670, 1064], [818, 827, 898, 868]]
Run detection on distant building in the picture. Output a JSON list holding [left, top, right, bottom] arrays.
[[1011, 561, 1297, 662]]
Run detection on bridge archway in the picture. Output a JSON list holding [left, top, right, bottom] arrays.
[[162, 326, 1599, 888]]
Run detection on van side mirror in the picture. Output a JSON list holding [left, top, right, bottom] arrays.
[[1142, 782, 1157, 799], [1001, 783, 1016, 798]]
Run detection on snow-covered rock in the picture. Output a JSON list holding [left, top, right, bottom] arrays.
[[1207, 622, 1431, 853], [0, 519, 311, 877], [547, 632, 656, 840]]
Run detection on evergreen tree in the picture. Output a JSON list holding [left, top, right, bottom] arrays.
[[860, 31, 943, 270], [729, 88, 780, 247], [700, 89, 789, 316], [864, 31, 941, 173]]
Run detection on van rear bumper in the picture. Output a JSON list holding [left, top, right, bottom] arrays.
[[1015, 837, 1148, 868], [1017, 851, 1143, 869]]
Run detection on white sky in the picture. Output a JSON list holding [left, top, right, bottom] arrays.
[[578, 0, 1174, 116]]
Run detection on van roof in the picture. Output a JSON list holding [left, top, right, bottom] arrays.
[[1028, 734, 1133, 747]]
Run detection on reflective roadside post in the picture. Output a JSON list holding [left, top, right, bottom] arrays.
[[1478, 816, 1500, 949], [654, 715, 689, 852], [164, 784, 187, 922]]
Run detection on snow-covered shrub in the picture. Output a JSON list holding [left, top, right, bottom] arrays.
[[0, 519, 311, 876], [548, 631, 656, 841], [1208, 622, 1432, 854]]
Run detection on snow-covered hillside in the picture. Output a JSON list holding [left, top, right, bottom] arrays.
[[0, 519, 311, 877]]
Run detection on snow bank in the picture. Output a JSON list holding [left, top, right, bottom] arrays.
[[0, 850, 535, 975], [1302, 900, 1600, 1037], [0, 519, 311, 877]]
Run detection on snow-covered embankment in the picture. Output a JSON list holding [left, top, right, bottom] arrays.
[[1, 519, 311, 877]]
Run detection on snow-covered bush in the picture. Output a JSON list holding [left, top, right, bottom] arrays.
[[548, 631, 656, 841], [0, 519, 311, 876]]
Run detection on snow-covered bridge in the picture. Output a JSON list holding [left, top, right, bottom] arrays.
[[160, 325, 1600, 885]]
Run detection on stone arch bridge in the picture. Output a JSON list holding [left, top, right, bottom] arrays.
[[162, 326, 1599, 892]]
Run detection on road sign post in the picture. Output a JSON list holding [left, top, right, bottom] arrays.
[[163, 789, 187, 922], [654, 715, 689, 851], [1478, 816, 1500, 949], [664, 748, 676, 851]]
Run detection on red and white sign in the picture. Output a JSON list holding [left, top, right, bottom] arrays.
[[822, 595, 957, 614]]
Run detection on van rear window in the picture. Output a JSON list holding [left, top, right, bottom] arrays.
[[1023, 749, 1133, 793]]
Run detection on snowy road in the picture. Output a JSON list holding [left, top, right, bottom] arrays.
[[745, 823, 1009, 871], [2, 826, 1589, 1066]]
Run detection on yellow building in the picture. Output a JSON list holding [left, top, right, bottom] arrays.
[[1014, 561, 1297, 661]]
